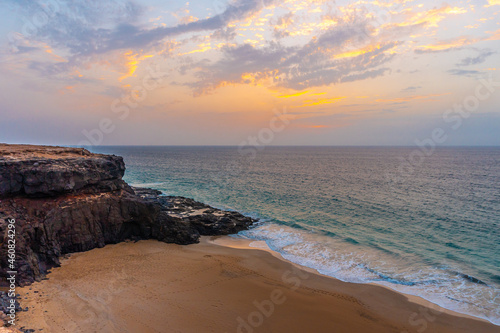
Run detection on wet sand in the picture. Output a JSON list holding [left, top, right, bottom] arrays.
[[16, 238, 499, 333]]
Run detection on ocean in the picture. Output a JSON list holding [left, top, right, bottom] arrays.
[[89, 146, 500, 325]]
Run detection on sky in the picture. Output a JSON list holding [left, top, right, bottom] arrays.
[[0, 0, 499, 146]]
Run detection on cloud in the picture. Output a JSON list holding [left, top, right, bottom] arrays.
[[486, 0, 500, 7], [415, 36, 477, 53], [341, 68, 391, 83], [401, 86, 422, 92], [210, 27, 238, 41], [189, 42, 290, 93], [99, 0, 276, 54], [7, 44, 40, 55], [119, 51, 155, 81], [5, 0, 494, 98], [390, 5, 467, 29], [189, 16, 400, 94], [272, 12, 295, 38], [414, 29, 500, 55], [8, 0, 143, 51], [5, 0, 276, 76], [375, 93, 449, 103], [447, 69, 483, 77], [278, 91, 310, 98], [457, 49, 495, 66], [295, 96, 346, 108]]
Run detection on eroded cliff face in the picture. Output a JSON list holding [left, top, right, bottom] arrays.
[[0, 145, 127, 197], [0, 144, 255, 286]]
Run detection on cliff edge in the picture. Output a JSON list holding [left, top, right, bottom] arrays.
[[0, 144, 255, 286]]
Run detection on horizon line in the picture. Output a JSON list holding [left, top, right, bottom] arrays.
[[2, 143, 500, 148]]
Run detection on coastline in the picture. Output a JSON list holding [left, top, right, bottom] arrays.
[[16, 236, 498, 333], [211, 235, 498, 326]]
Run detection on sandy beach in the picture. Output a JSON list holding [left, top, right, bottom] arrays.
[[15, 237, 498, 333]]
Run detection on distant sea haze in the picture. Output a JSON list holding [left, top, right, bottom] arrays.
[[90, 146, 500, 325]]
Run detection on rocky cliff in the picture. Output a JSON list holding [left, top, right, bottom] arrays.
[[0, 144, 255, 286]]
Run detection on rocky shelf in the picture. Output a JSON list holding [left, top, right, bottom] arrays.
[[0, 144, 256, 287]]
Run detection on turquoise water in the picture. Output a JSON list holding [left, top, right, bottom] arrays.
[[90, 146, 500, 325]]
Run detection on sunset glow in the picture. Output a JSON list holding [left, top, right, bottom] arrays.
[[0, 0, 499, 145]]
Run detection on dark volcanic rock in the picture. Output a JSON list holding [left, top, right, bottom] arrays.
[[0, 145, 129, 197], [0, 144, 256, 288], [0, 291, 22, 328], [134, 187, 255, 238], [0, 291, 22, 314]]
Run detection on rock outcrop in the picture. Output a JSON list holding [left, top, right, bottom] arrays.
[[0, 144, 256, 287], [0, 145, 127, 197]]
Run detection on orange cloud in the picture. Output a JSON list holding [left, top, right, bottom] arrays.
[[415, 37, 476, 52], [44, 47, 66, 62], [180, 16, 199, 24], [486, 0, 500, 7], [318, 16, 338, 30], [393, 5, 467, 29], [58, 85, 75, 95], [179, 43, 212, 55], [296, 96, 346, 107], [119, 51, 154, 81], [239, 70, 279, 87], [416, 29, 500, 53], [334, 44, 388, 59], [273, 11, 338, 37], [278, 91, 309, 98], [70, 70, 83, 78], [486, 28, 500, 41]]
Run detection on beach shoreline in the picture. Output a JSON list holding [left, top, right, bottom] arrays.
[[15, 237, 499, 333], [211, 235, 498, 325]]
